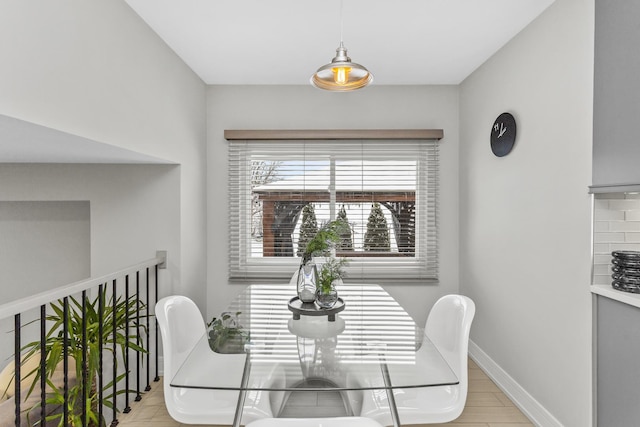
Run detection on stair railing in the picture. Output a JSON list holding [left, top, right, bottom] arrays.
[[0, 251, 166, 427]]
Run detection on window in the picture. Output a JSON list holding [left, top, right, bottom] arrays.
[[227, 130, 440, 282]]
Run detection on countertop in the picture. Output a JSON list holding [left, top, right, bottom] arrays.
[[591, 284, 640, 309]]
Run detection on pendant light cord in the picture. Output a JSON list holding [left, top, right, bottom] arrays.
[[339, 0, 344, 44]]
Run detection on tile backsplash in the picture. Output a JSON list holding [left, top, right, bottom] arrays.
[[593, 193, 640, 285]]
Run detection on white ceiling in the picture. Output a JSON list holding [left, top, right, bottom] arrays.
[[125, 0, 555, 85], [1, 1, 555, 164]]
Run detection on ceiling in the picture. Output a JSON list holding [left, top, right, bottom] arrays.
[[1, 1, 555, 164], [125, 0, 555, 85]]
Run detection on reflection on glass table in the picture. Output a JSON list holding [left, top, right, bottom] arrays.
[[170, 284, 458, 427]]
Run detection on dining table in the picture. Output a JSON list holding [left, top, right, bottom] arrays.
[[169, 284, 458, 427]]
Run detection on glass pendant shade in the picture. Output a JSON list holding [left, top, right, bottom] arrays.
[[311, 42, 373, 91]]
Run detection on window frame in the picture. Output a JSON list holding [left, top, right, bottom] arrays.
[[226, 129, 442, 283]]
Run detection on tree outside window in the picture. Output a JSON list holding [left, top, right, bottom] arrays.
[[336, 205, 354, 251], [297, 204, 319, 257], [364, 202, 391, 252]]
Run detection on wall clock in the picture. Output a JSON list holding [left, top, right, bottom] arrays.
[[490, 112, 517, 157]]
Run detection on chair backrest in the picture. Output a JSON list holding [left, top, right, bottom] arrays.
[[425, 295, 475, 382], [155, 295, 207, 380]]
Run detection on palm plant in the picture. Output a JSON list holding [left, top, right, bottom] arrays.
[[20, 287, 147, 427]]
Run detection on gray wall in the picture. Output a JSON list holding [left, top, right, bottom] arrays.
[[0, 164, 180, 289], [206, 85, 460, 326], [0, 200, 90, 304], [459, 0, 594, 425], [593, 0, 640, 186], [0, 200, 90, 368], [0, 0, 207, 307]]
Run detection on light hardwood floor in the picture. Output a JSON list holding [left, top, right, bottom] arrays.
[[115, 359, 533, 427]]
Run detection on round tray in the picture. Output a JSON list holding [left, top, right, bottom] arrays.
[[287, 296, 345, 322]]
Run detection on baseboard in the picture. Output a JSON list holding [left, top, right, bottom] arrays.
[[468, 340, 563, 427]]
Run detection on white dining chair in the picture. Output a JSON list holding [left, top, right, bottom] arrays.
[[155, 295, 274, 425], [358, 294, 476, 425], [245, 416, 385, 427]]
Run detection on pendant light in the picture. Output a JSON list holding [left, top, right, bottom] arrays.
[[310, 0, 373, 91]]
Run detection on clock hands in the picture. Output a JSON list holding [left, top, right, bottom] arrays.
[[493, 122, 507, 138]]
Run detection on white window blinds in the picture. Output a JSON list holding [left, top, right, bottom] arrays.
[[228, 137, 439, 281]]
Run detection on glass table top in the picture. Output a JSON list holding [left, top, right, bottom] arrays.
[[170, 284, 458, 392]]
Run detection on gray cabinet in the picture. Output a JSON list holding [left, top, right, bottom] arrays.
[[593, 0, 640, 189], [596, 295, 640, 426]]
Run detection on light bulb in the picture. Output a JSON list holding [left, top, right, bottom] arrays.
[[332, 66, 352, 85]]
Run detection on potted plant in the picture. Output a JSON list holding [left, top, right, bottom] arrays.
[[20, 288, 146, 427], [298, 219, 350, 306], [316, 257, 348, 308], [207, 311, 249, 354]]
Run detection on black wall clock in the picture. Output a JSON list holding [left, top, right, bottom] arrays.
[[490, 112, 517, 157]]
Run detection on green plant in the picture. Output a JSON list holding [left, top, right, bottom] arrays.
[[207, 312, 249, 353], [364, 202, 390, 252], [302, 219, 351, 263], [317, 257, 348, 294], [336, 206, 354, 251], [297, 204, 319, 257], [20, 288, 147, 427]]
